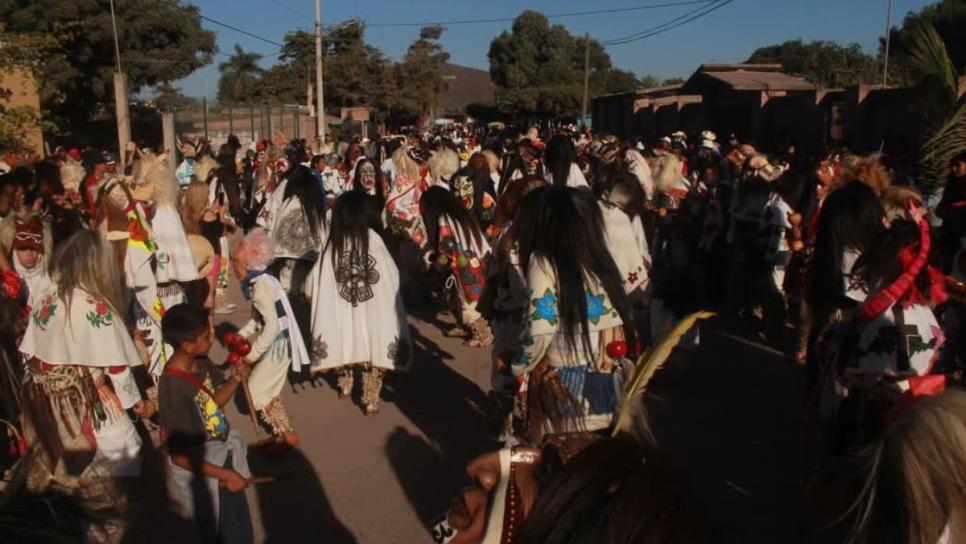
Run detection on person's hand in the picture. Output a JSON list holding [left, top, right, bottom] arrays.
[[222, 469, 248, 492], [231, 361, 252, 382], [133, 399, 157, 419]]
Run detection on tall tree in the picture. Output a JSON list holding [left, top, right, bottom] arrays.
[[746, 40, 878, 87], [151, 82, 196, 112], [0, 0, 216, 133], [217, 44, 264, 105], [395, 25, 451, 122], [488, 10, 638, 120], [884, 0, 966, 86]]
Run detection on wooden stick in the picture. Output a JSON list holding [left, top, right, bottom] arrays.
[[219, 476, 275, 487], [241, 377, 263, 438]]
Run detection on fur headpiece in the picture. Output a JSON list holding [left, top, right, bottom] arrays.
[[59, 159, 85, 194], [129, 149, 178, 206], [236, 228, 275, 271]]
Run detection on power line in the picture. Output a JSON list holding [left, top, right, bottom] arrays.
[[199, 14, 285, 47], [365, 1, 717, 27], [264, 0, 312, 20], [600, 0, 734, 45]]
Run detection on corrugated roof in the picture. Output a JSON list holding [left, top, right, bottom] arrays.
[[699, 69, 815, 91]]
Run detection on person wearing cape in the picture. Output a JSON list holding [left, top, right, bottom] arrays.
[[232, 229, 310, 446], [306, 191, 412, 414]]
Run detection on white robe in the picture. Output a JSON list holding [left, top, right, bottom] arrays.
[[306, 230, 412, 372], [151, 204, 199, 283], [238, 274, 310, 409]]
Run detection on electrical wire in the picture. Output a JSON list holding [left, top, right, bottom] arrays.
[[199, 14, 285, 47], [600, 0, 735, 45], [365, 1, 717, 27]]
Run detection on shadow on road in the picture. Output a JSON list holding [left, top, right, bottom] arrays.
[[644, 315, 805, 543], [247, 445, 356, 544], [383, 309, 497, 529]]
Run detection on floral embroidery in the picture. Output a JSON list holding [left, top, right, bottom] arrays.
[[585, 293, 612, 324], [32, 294, 57, 330], [312, 336, 328, 360], [627, 271, 639, 285], [531, 288, 559, 325], [84, 296, 115, 328], [335, 252, 380, 306]]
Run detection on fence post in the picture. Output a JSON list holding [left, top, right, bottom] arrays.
[[228, 105, 234, 135], [294, 110, 300, 140], [266, 104, 272, 139], [250, 106, 256, 142], [278, 107, 284, 140], [202, 97, 209, 142], [162, 111, 176, 172]]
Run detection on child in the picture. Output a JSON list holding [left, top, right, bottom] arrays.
[[159, 304, 254, 544], [232, 229, 308, 446]]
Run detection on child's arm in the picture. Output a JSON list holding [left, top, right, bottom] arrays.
[[211, 363, 250, 407], [169, 453, 248, 492]]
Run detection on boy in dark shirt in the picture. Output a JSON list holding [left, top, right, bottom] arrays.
[[159, 304, 254, 543]]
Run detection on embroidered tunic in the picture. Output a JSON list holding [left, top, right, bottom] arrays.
[[238, 274, 310, 410], [306, 230, 412, 372]]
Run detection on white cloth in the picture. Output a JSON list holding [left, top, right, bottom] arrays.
[[238, 274, 310, 408], [151, 204, 200, 283], [625, 149, 654, 200], [14, 255, 52, 310], [599, 202, 648, 293], [20, 286, 142, 368], [307, 231, 411, 372], [546, 163, 589, 189], [167, 430, 250, 523]]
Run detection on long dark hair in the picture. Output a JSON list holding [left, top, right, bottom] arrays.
[[545, 135, 576, 187], [352, 157, 386, 207], [807, 181, 885, 325], [324, 190, 385, 272], [498, 152, 528, 197], [459, 154, 497, 221], [282, 165, 326, 247], [520, 433, 713, 544], [515, 186, 635, 354], [420, 185, 485, 253]]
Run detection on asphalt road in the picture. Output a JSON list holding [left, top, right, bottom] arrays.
[[133, 277, 805, 544]]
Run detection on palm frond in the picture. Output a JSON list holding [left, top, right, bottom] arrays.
[[918, 102, 966, 193], [612, 311, 714, 437], [906, 22, 958, 99]]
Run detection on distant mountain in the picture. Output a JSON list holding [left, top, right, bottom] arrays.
[[439, 63, 495, 114]]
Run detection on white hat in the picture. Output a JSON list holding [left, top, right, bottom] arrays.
[[671, 131, 686, 140], [701, 139, 717, 150], [659, 136, 672, 145], [701, 130, 717, 142]]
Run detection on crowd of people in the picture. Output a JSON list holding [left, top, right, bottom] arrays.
[[0, 120, 964, 543]]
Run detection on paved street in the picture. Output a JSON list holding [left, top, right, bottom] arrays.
[[182, 278, 805, 544]]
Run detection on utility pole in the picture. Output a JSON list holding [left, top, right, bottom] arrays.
[[580, 32, 590, 130], [882, 0, 894, 86], [315, 0, 326, 145], [109, 0, 130, 161]]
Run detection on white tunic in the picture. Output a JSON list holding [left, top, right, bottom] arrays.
[[306, 230, 412, 372]]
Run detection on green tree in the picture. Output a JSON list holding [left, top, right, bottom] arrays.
[[0, 25, 57, 151], [488, 10, 637, 120], [884, 0, 966, 86], [904, 22, 965, 193], [150, 81, 196, 112], [395, 25, 451, 123], [746, 40, 878, 87], [217, 44, 264, 105], [0, 0, 216, 133], [661, 77, 685, 86]]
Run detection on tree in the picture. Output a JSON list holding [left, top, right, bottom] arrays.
[[217, 44, 264, 105], [904, 22, 965, 194], [0, 25, 56, 152], [661, 77, 685, 86], [395, 25, 451, 123], [746, 40, 878, 87], [150, 82, 196, 112], [884, 0, 966, 86], [0, 0, 216, 133], [488, 10, 638, 120]]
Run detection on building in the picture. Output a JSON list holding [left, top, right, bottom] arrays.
[[591, 63, 924, 156]]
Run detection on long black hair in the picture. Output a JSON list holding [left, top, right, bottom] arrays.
[[545, 135, 576, 188], [282, 165, 326, 247], [419, 185, 484, 253], [515, 186, 636, 354], [498, 152, 528, 197], [324, 190, 385, 272], [807, 181, 885, 325]]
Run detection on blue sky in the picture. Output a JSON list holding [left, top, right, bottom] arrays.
[[176, 0, 935, 98]]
